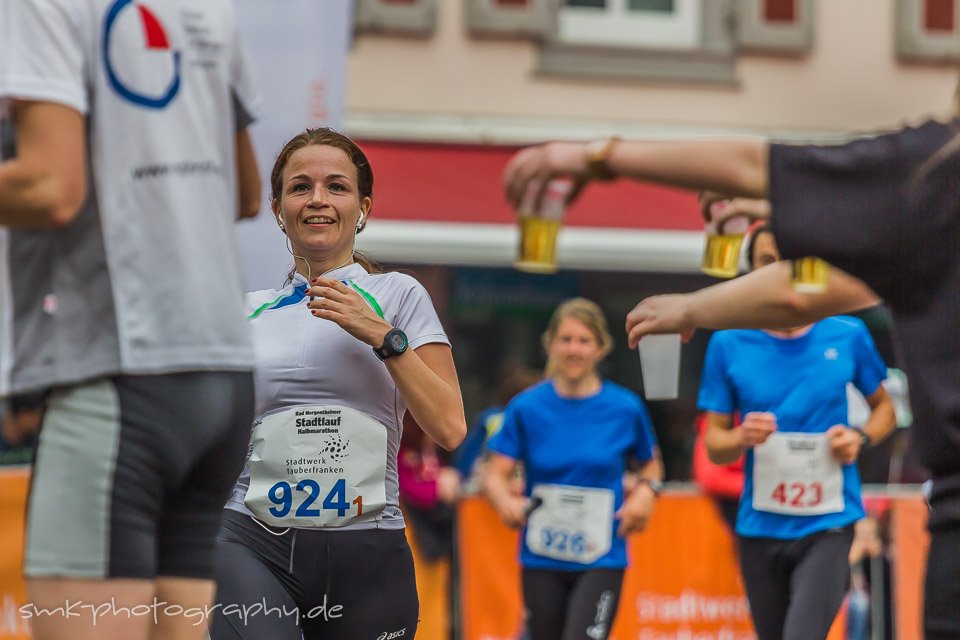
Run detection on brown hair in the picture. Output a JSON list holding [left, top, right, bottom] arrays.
[[541, 298, 614, 369], [272, 127, 378, 276], [745, 223, 775, 270]]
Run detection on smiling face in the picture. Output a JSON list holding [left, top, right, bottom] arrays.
[[547, 316, 605, 385], [273, 144, 372, 265]]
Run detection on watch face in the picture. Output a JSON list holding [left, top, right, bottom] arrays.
[[389, 331, 407, 350]]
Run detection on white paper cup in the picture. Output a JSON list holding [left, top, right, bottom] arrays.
[[638, 333, 681, 400]]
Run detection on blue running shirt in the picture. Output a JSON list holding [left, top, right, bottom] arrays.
[[697, 317, 887, 540], [487, 380, 658, 570]]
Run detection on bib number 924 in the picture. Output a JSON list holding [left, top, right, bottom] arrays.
[[267, 479, 363, 518], [540, 527, 588, 556]]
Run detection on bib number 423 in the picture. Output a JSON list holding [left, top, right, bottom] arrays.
[[769, 481, 823, 509], [267, 479, 363, 518]]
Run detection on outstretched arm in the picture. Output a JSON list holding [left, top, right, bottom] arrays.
[[503, 138, 769, 211], [625, 262, 880, 348]]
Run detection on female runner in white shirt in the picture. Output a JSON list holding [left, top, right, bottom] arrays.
[[210, 128, 466, 640]]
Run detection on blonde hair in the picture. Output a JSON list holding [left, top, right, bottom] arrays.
[[541, 298, 614, 375]]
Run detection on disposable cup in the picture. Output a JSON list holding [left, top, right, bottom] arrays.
[[638, 333, 681, 400]]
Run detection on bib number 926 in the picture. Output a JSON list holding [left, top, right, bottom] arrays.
[[267, 479, 363, 518], [540, 527, 588, 556]]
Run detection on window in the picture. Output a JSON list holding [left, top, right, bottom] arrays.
[[539, 0, 738, 83], [558, 0, 702, 49], [924, 0, 955, 31], [763, 0, 796, 22], [354, 0, 437, 35], [736, 0, 813, 54], [895, 0, 960, 62], [465, 0, 815, 82]]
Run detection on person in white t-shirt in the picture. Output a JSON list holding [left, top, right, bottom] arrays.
[[209, 128, 467, 640], [0, 1, 261, 639]]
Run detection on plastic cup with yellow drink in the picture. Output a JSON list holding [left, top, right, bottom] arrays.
[[701, 201, 750, 279], [791, 257, 830, 294], [514, 180, 572, 274]]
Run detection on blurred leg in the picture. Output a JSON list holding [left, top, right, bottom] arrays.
[[782, 527, 853, 640], [738, 536, 791, 640], [561, 568, 624, 640], [522, 568, 572, 640]]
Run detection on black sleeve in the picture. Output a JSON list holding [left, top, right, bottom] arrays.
[[768, 120, 959, 306], [0, 115, 14, 161], [232, 91, 254, 133]]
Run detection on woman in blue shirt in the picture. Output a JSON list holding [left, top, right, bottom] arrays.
[[483, 298, 663, 640], [698, 229, 897, 640]]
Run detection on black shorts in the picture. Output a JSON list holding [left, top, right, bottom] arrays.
[[521, 567, 624, 640], [737, 526, 854, 640], [210, 509, 419, 640], [25, 371, 254, 580]]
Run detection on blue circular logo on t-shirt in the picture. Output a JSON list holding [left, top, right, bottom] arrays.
[[102, 0, 181, 109]]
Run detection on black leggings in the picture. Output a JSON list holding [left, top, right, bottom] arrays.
[[521, 567, 624, 640], [210, 509, 419, 640], [738, 526, 854, 640], [924, 523, 960, 640]]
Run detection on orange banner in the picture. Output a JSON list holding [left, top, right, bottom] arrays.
[[891, 496, 928, 640], [458, 491, 929, 640], [0, 467, 31, 640]]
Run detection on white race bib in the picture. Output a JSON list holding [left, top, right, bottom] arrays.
[[525, 484, 614, 564], [245, 405, 387, 528], [752, 432, 844, 516]]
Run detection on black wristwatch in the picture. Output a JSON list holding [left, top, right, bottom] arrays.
[[374, 328, 408, 361], [852, 426, 871, 449], [637, 478, 664, 498]]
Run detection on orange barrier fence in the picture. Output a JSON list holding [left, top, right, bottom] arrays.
[[406, 525, 451, 640], [0, 467, 30, 640], [0, 470, 929, 640], [457, 491, 928, 640]]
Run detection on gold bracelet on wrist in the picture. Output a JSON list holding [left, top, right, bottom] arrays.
[[584, 136, 620, 182]]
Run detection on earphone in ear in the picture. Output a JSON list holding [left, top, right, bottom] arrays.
[[276, 215, 286, 232], [356, 211, 366, 231]]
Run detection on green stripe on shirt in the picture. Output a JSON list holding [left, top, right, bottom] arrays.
[[349, 281, 385, 318], [247, 293, 286, 320]]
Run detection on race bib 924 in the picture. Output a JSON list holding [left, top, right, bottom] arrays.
[[245, 405, 388, 528]]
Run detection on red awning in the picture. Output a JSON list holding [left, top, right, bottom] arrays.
[[357, 140, 703, 231]]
